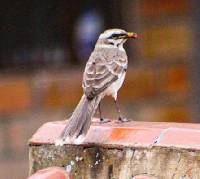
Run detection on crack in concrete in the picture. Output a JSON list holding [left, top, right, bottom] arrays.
[[154, 128, 171, 144], [153, 127, 200, 144], [171, 153, 181, 179], [132, 172, 157, 179]]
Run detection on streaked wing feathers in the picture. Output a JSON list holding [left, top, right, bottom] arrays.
[[83, 55, 124, 99]]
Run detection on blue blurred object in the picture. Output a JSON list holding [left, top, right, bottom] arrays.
[[74, 8, 104, 62]]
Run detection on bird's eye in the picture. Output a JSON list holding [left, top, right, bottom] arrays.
[[111, 34, 119, 38], [108, 33, 127, 39], [108, 33, 119, 39]]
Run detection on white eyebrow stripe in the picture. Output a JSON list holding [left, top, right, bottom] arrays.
[[95, 44, 125, 51], [99, 29, 126, 39]]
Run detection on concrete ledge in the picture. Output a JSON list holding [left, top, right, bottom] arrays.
[[29, 119, 200, 178]]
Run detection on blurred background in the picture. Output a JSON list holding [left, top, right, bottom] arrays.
[[0, 0, 200, 178]]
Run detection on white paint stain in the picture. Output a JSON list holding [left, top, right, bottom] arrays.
[[70, 160, 75, 166], [96, 152, 99, 158], [66, 165, 72, 173], [75, 156, 83, 162]]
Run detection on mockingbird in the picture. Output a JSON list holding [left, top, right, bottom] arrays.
[[56, 28, 137, 145]]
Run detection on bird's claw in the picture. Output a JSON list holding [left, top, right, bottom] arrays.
[[118, 117, 129, 123], [100, 118, 111, 123]]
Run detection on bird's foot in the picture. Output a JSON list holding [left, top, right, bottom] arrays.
[[100, 118, 111, 123], [117, 117, 129, 123]]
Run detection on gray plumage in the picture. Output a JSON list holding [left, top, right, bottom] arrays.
[[56, 29, 137, 144], [83, 48, 127, 99], [61, 94, 102, 139]]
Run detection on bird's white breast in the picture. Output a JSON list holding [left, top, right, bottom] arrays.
[[103, 71, 126, 100]]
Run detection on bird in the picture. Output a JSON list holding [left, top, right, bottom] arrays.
[[56, 28, 137, 145]]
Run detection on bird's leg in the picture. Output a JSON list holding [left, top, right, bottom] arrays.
[[114, 99, 129, 122], [99, 102, 103, 122], [99, 102, 110, 123]]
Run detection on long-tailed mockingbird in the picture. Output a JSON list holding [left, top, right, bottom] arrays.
[[56, 28, 137, 145]]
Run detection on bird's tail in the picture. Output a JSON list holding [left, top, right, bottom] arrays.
[[61, 94, 101, 139]]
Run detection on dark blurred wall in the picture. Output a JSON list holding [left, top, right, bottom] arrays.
[[0, 0, 122, 69]]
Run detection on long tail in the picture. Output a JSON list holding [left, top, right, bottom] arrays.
[[61, 94, 101, 139]]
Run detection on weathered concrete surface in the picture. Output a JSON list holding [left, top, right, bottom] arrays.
[[29, 120, 200, 179]]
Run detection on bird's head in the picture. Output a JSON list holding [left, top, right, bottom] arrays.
[[96, 28, 138, 50]]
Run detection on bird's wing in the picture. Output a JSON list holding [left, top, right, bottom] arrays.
[[82, 52, 125, 99]]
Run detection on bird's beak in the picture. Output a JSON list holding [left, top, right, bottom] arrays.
[[127, 32, 138, 39]]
